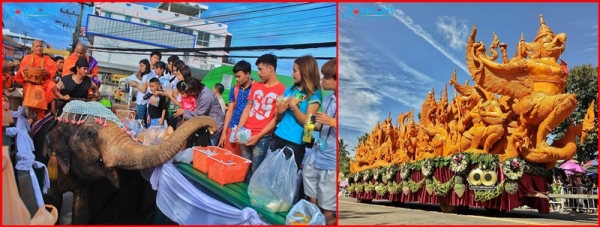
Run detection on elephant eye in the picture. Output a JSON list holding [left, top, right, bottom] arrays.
[[86, 129, 97, 137]]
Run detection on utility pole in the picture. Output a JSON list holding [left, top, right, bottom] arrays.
[[60, 2, 94, 53], [23, 32, 28, 55]]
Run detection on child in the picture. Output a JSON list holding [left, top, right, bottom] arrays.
[[213, 83, 226, 114], [303, 58, 336, 225], [177, 80, 197, 112], [146, 78, 168, 127]]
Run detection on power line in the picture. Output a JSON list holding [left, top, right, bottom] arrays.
[[230, 16, 334, 32], [231, 23, 336, 37], [230, 29, 335, 42], [91, 49, 335, 60], [197, 3, 309, 21], [202, 3, 255, 13], [88, 41, 336, 53], [89, 3, 335, 40]]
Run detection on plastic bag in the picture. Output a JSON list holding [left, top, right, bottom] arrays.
[[235, 127, 251, 144], [247, 147, 298, 213], [30, 205, 59, 225], [229, 125, 237, 143], [142, 125, 167, 146], [285, 199, 326, 225], [174, 148, 194, 164], [3, 97, 14, 127], [124, 118, 145, 139]]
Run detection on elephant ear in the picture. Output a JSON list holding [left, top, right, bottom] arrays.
[[44, 123, 71, 175]]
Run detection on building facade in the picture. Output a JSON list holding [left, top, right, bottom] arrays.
[[86, 2, 232, 78], [2, 29, 46, 60]]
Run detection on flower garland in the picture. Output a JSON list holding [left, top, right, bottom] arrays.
[[375, 183, 387, 196], [382, 166, 396, 184], [353, 172, 360, 182], [453, 175, 466, 197], [348, 184, 355, 193], [474, 180, 505, 201], [388, 182, 401, 194], [502, 158, 524, 181], [373, 168, 381, 181], [355, 183, 364, 193], [433, 175, 455, 196], [450, 153, 469, 174], [365, 182, 376, 193], [363, 169, 372, 182], [400, 163, 410, 180], [421, 160, 433, 178]]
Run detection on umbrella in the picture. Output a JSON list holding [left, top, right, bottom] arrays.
[[584, 159, 598, 166], [340, 181, 348, 187], [584, 166, 598, 173], [564, 170, 575, 175], [559, 160, 585, 173], [583, 159, 598, 173]]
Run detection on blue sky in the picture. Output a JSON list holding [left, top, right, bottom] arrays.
[[339, 3, 598, 156], [2, 2, 336, 76]]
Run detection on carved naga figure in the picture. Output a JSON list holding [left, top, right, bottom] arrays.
[[350, 15, 595, 174], [465, 14, 594, 168]]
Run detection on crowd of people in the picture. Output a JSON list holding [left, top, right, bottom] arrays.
[[551, 173, 598, 213], [3, 41, 339, 224], [124, 52, 338, 224]]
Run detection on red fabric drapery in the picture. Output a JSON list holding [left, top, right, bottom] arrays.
[[350, 167, 550, 214]]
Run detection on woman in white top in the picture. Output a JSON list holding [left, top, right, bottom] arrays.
[[129, 59, 156, 126]]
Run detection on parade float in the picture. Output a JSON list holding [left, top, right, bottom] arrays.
[[347, 15, 596, 214]]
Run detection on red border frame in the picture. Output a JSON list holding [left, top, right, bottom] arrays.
[[1, 1, 599, 227]]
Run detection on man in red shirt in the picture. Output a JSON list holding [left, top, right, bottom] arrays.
[[236, 54, 286, 183]]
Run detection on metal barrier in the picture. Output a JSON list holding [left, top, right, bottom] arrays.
[[549, 186, 598, 213], [338, 186, 350, 197]]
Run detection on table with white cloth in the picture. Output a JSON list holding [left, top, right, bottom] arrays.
[[153, 163, 288, 225]]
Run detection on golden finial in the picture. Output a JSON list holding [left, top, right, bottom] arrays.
[[520, 33, 525, 42], [534, 14, 554, 43]]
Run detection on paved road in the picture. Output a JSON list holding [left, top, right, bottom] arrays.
[[339, 197, 598, 225]]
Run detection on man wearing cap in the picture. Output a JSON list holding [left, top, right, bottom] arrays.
[[62, 42, 101, 88], [53, 58, 99, 114], [15, 40, 57, 122]]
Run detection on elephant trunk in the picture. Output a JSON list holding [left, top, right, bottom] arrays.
[[100, 116, 217, 170]]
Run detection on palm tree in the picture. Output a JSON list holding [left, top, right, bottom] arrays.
[[338, 139, 350, 175]]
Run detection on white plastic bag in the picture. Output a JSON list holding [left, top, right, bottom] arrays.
[[173, 148, 194, 164], [143, 125, 167, 146], [285, 199, 326, 225], [247, 147, 298, 213], [235, 126, 251, 144], [229, 125, 237, 143]]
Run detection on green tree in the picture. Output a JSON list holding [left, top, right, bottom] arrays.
[[357, 132, 369, 144], [338, 139, 350, 175], [551, 64, 598, 163]]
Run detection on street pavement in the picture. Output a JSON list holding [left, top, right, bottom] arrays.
[[339, 197, 598, 225]]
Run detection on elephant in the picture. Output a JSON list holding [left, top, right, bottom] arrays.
[[31, 113, 217, 224]]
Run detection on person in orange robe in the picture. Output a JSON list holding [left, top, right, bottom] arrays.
[[62, 43, 100, 88], [14, 40, 57, 122]]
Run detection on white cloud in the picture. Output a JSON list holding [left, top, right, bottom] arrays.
[[377, 3, 470, 75], [338, 32, 382, 134], [338, 28, 431, 151], [436, 16, 469, 51], [585, 42, 598, 52]]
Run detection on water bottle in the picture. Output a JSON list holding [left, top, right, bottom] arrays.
[[303, 114, 315, 143]]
